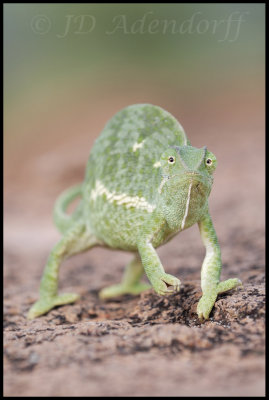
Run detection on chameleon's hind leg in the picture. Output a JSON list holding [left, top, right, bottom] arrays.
[[27, 223, 98, 319], [99, 253, 151, 299]]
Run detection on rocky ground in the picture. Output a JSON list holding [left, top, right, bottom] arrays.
[[4, 95, 265, 396]]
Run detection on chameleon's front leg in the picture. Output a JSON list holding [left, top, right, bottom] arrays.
[[197, 211, 242, 321], [138, 240, 181, 296]]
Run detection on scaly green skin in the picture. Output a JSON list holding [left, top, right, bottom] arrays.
[[27, 104, 242, 321]]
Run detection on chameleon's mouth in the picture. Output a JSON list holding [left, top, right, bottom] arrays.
[[186, 171, 201, 176], [169, 171, 205, 182], [185, 171, 213, 184], [159, 172, 212, 195], [167, 171, 201, 179]]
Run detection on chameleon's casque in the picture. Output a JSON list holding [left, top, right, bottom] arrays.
[[28, 104, 242, 321]]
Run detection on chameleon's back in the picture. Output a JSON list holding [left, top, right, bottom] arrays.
[[83, 104, 188, 249]]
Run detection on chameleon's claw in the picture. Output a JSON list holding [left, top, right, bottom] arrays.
[[197, 278, 242, 321], [197, 291, 218, 322], [153, 273, 181, 296]]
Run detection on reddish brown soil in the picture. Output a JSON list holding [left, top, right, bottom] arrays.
[[4, 92, 265, 396]]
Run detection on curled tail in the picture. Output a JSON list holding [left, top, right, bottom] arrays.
[[53, 183, 83, 234]]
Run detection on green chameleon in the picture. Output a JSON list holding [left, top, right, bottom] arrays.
[[28, 104, 242, 321]]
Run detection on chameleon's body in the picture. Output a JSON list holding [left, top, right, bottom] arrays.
[[28, 104, 241, 321]]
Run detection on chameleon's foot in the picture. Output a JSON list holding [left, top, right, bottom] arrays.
[[152, 273, 181, 296], [27, 293, 80, 320], [197, 291, 218, 322], [197, 278, 242, 321], [99, 282, 151, 299]]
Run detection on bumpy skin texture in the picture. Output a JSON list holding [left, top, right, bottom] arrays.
[[28, 104, 242, 321]]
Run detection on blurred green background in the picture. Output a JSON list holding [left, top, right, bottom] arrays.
[[4, 3, 264, 193]]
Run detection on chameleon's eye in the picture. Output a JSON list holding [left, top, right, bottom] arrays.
[[206, 158, 212, 166], [168, 156, 175, 164]]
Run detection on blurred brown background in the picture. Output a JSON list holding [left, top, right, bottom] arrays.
[[4, 4, 265, 397]]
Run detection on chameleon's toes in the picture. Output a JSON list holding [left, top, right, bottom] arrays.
[[197, 279, 243, 322], [128, 282, 152, 295], [197, 292, 218, 322], [27, 293, 80, 320], [99, 282, 151, 299], [154, 273, 181, 296], [52, 293, 80, 306], [27, 298, 57, 320], [99, 284, 127, 299], [217, 278, 243, 294]]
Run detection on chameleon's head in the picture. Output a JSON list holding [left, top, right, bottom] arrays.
[[158, 145, 217, 228]]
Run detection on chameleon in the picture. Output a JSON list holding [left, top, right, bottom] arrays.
[[27, 103, 242, 321]]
